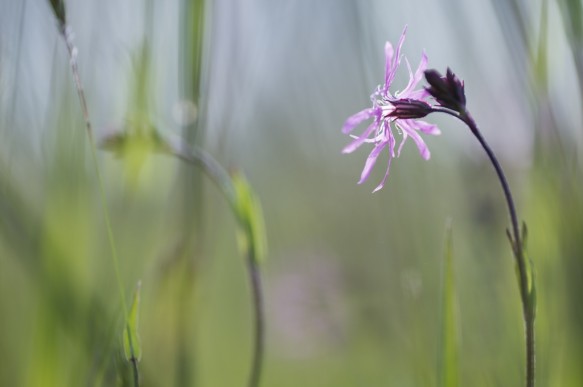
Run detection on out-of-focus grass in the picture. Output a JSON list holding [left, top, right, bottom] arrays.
[[1, 0, 583, 386], [438, 221, 457, 387]]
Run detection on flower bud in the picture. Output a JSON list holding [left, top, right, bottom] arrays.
[[388, 99, 433, 119], [424, 68, 466, 113]]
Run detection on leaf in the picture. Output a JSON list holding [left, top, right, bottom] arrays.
[[123, 281, 142, 362], [231, 172, 267, 264], [521, 222, 537, 318], [48, 0, 66, 26], [438, 219, 458, 387]]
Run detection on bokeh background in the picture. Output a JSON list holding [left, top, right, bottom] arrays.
[[1, 0, 582, 386]]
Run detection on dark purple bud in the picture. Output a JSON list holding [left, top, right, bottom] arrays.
[[424, 68, 466, 113], [446, 68, 466, 107], [388, 99, 433, 119]]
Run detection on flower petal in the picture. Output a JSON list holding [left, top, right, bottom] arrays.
[[398, 50, 428, 98], [398, 120, 431, 160], [414, 120, 441, 135], [358, 140, 387, 184], [397, 131, 408, 157], [342, 120, 378, 154], [383, 41, 395, 93], [407, 88, 430, 100], [372, 156, 392, 193], [384, 25, 407, 92], [342, 108, 375, 134], [372, 131, 396, 191], [388, 125, 396, 157]]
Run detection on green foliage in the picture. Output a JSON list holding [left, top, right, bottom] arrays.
[[3, 1, 583, 386], [558, 0, 583, 44], [231, 171, 267, 264], [123, 281, 142, 363], [438, 220, 458, 387], [48, 0, 66, 26], [99, 43, 173, 186]]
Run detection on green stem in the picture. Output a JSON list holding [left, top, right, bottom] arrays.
[[174, 146, 265, 387], [57, 21, 138, 387], [246, 258, 264, 387], [131, 357, 140, 387]]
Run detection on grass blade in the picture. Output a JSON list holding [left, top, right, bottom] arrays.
[[231, 172, 267, 264], [123, 281, 142, 386], [438, 219, 458, 387]]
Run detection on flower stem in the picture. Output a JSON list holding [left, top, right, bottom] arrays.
[[433, 107, 535, 387], [174, 147, 265, 387], [247, 258, 265, 387], [57, 22, 139, 387]]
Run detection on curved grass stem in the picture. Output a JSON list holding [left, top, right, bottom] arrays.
[[55, 19, 139, 387], [174, 146, 265, 387], [246, 258, 265, 387]]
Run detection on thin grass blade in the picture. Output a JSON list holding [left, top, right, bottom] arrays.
[[438, 220, 458, 387]]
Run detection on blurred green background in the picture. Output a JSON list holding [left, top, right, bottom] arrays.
[[0, 0, 582, 386]]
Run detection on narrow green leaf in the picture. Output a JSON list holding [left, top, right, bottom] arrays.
[[521, 222, 537, 317], [123, 280, 142, 362], [505, 228, 517, 256], [558, 0, 583, 44], [231, 172, 267, 264], [533, 0, 549, 88], [438, 219, 458, 387], [48, 0, 67, 26], [521, 222, 533, 295]]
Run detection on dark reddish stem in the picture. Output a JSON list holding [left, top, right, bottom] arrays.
[[432, 106, 535, 387]]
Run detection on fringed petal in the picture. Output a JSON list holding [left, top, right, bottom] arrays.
[[342, 120, 378, 154], [358, 139, 388, 185], [342, 108, 375, 134]]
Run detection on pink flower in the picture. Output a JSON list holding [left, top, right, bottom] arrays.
[[342, 26, 440, 192]]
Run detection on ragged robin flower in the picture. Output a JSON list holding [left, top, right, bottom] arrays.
[[342, 26, 440, 192]]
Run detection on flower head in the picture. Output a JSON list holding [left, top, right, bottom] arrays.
[[342, 26, 440, 192]]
